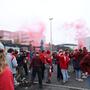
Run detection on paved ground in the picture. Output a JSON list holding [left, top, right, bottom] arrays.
[[16, 84, 75, 90], [15, 83, 89, 90], [15, 65, 90, 90]]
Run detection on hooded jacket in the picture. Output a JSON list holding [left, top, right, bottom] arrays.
[[59, 54, 70, 69]]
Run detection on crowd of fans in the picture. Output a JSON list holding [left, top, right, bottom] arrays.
[[0, 43, 90, 90]]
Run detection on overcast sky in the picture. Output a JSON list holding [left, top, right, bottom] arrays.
[[0, 0, 90, 44]]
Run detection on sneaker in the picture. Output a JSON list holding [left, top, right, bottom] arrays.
[[29, 70, 31, 73], [62, 81, 66, 85], [75, 78, 78, 81], [77, 79, 83, 82], [82, 75, 87, 79]]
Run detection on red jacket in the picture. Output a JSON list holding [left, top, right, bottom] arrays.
[[59, 54, 70, 69], [0, 66, 14, 90]]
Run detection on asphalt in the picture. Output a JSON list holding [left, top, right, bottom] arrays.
[[15, 64, 90, 90]]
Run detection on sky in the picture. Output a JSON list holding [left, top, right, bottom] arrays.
[[0, 0, 90, 45]]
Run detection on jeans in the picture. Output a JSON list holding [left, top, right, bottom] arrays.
[[61, 69, 69, 82], [75, 69, 81, 79]]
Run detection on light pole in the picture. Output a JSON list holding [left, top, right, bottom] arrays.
[[49, 17, 53, 52]]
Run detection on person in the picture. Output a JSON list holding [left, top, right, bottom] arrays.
[[30, 52, 43, 88], [6, 48, 19, 86], [0, 44, 14, 90], [45, 50, 53, 83], [73, 49, 83, 82], [40, 50, 46, 80], [59, 51, 70, 84], [56, 50, 63, 81], [16, 51, 24, 76], [22, 51, 28, 76], [26, 51, 31, 72], [80, 52, 90, 89], [19, 51, 28, 76], [81, 47, 88, 79]]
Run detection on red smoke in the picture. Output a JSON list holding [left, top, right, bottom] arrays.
[[73, 20, 88, 48], [18, 22, 46, 46], [63, 19, 89, 48]]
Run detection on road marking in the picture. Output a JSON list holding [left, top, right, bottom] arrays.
[[34, 82, 89, 90]]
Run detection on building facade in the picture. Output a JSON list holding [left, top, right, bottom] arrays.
[[0, 30, 45, 47], [0, 30, 14, 43]]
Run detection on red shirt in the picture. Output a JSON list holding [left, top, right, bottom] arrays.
[[0, 66, 14, 90]]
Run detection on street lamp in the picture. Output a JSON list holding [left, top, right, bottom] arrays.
[[49, 17, 53, 52]]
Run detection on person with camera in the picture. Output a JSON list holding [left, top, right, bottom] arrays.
[[6, 48, 19, 86]]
